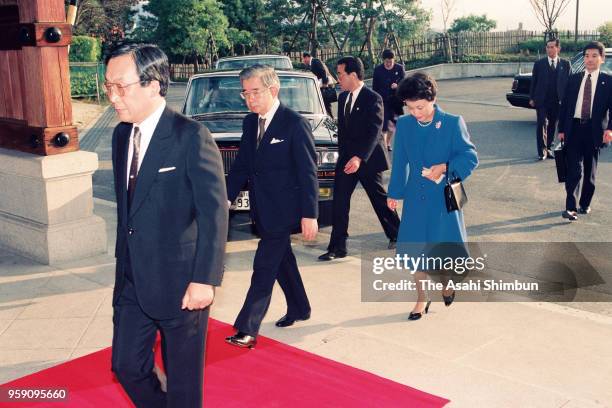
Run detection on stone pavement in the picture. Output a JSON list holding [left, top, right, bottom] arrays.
[[1, 195, 611, 407]]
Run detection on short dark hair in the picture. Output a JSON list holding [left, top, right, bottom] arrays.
[[302, 51, 311, 58], [337, 56, 365, 80], [382, 49, 394, 60], [104, 42, 170, 97], [583, 41, 605, 57], [546, 38, 560, 47], [396, 72, 438, 102]]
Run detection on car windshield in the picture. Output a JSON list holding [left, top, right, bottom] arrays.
[[570, 52, 612, 74], [217, 57, 292, 70], [184, 75, 324, 116]]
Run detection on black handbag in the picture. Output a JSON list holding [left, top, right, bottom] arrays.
[[444, 167, 468, 212], [554, 142, 566, 183], [322, 86, 338, 103]]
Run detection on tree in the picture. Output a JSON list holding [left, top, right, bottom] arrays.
[[143, 0, 229, 65], [529, 0, 571, 35], [598, 21, 612, 47], [448, 14, 496, 33], [67, 0, 139, 42]]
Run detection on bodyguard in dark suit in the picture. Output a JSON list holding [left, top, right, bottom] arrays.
[[319, 56, 400, 261], [529, 38, 570, 160], [558, 41, 612, 221], [106, 44, 227, 408], [225, 65, 318, 348], [302, 51, 336, 117]]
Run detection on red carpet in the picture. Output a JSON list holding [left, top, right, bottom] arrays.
[[1, 319, 449, 407]]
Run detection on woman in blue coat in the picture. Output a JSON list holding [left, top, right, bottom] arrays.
[[387, 73, 478, 320]]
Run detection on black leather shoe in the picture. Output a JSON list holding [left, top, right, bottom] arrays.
[[408, 300, 431, 321], [562, 210, 578, 221], [318, 251, 347, 261], [578, 206, 591, 214], [225, 332, 257, 349], [388, 239, 397, 250], [443, 290, 456, 307], [275, 312, 311, 327]]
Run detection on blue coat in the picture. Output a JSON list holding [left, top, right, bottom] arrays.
[[388, 105, 478, 246]]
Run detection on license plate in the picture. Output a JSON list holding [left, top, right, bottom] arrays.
[[231, 190, 250, 210]]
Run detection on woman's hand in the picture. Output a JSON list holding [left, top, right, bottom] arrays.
[[387, 198, 398, 210], [423, 163, 447, 182]]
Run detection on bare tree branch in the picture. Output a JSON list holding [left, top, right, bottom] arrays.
[[440, 0, 456, 32], [529, 0, 571, 32]]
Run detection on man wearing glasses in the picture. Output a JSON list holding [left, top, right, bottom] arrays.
[[105, 43, 227, 408], [225, 64, 319, 348]]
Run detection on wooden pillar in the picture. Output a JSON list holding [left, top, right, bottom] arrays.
[[0, 0, 78, 155]]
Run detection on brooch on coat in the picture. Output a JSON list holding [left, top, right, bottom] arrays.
[[435, 121, 442, 129]]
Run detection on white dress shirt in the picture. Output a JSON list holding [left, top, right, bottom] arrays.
[[126, 100, 166, 186], [344, 82, 364, 114], [548, 56, 558, 68], [258, 98, 280, 134], [574, 69, 599, 119]]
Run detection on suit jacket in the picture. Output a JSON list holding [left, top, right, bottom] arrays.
[[226, 103, 318, 233], [337, 85, 389, 173], [111, 107, 228, 320], [310, 58, 334, 87], [558, 71, 612, 147], [529, 57, 571, 107]]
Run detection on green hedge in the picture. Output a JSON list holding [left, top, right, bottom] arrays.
[[70, 63, 105, 98], [518, 39, 593, 54], [69, 36, 102, 62]]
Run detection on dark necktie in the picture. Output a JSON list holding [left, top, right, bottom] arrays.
[[257, 117, 266, 147], [344, 92, 353, 128], [550, 60, 555, 70], [580, 73, 592, 121], [128, 126, 141, 208]]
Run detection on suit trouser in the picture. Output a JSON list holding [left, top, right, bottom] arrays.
[[111, 269, 209, 408], [565, 120, 599, 211], [234, 228, 310, 336], [328, 165, 400, 252], [536, 102, 559, 155]]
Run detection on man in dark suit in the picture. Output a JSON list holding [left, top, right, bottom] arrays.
[[529, 38, 571, 160], [225, 64, 318, 348], [558, 41, 612, 221], [302, 51, 336, 117], [106, 43, 227, 408], [319, 56, 400, 261]]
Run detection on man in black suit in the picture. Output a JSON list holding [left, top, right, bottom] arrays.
[[558, 41, 612, 221], [225, 65, 318, 348], [302, 51, 336, 117], [319, 56, 400, 261], [529, 38, 571, 160], [106, 43, 227, 408]]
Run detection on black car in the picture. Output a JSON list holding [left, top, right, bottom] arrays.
[[182, 70, 338, 225], [506, 48, 612, 109]]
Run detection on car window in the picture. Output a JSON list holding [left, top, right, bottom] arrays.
[[184, 76, 323, 115], [217, 57, 292, 70], [570, 52, 612, 74]]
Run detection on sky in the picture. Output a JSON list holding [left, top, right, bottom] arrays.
[[419, 0, 612, 32]]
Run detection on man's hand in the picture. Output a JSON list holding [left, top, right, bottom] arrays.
[[423, 163, 447, 182], [603, 129, 612, 144], [301, 218, 318, 241], [181, 283, 215, 310], [391, 83, 398, 90], [344, 156, 362, 174], [529, 99, 535, 108], [558, 132, 565, 142], [387, 198, 398, 210]]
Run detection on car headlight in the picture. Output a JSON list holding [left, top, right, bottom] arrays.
[[319, 150, 338, 165]]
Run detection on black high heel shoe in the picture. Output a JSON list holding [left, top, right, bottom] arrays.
[[408, 300, 431, 321], [443, 290, 456, 307]]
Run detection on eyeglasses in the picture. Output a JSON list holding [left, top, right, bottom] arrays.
[[103, 80, 142, 97], [239, 87, 271, 100]]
